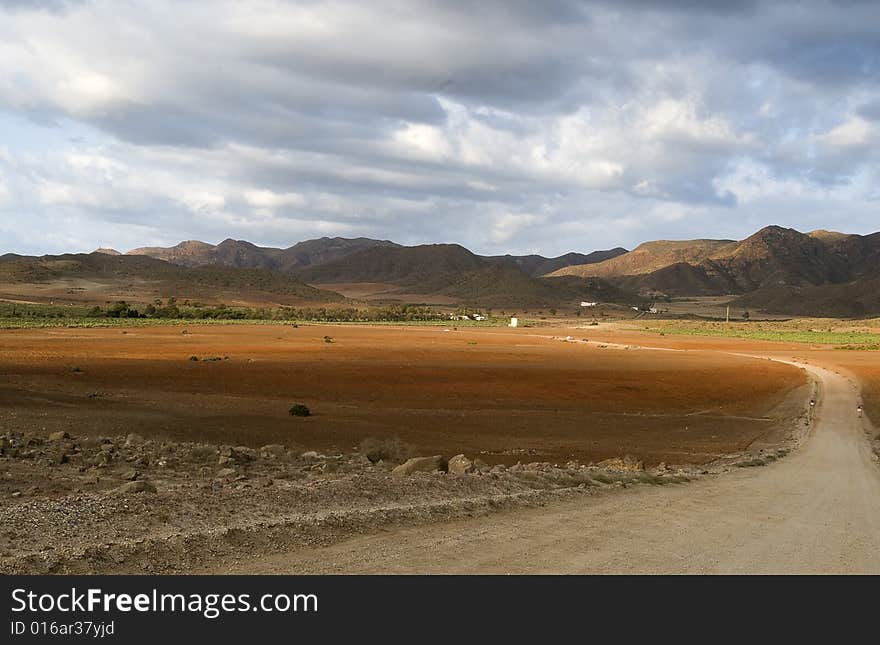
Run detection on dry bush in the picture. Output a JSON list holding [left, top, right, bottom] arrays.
[[359, 437, 414, 464]]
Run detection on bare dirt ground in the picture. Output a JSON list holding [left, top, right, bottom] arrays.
[[6, 322, 876, 574], [0, 325, 804, 466], [210, 356, 880, 574]]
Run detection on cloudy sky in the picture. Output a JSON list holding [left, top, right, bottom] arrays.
[[1, 0, 878, 256]]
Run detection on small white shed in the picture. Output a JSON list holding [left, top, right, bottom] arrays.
[[509, 317, 518, 328]]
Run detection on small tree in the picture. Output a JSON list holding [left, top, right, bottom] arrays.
[[742, 311, 751, 320]]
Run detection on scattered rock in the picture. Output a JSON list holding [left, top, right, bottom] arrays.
[[392, 456, 447, 477], [188, 446, 216, 462], [232, 446, 257, 462], [473, 458, 490, 473], [122, 469, 140, 481], [597, 455, 644, 472], [116, 480, 157, 494], [260, 444, 286, 459], [447, 454, 474, 475], [124, 433, 145, 447], [301, 451, 320, 459], [217, 468, 236, 478], [48, 431, 70, 442]]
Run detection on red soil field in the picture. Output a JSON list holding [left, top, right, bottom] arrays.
[[814, 352, 880, 428], [564, 323, 879, 430], [0, 324, 807, 465]]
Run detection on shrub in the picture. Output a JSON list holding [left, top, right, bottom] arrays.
[[359, 437, 411, 464], [189, 355, 199, 361], [289, 403, 311, 417]]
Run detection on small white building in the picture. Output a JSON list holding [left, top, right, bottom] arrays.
[[509, 317, 518, 328], [473, 314, 487, 321], [580, 301, 598, 307]]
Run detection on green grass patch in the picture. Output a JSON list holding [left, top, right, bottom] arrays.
[[642, 323, 880, 346]]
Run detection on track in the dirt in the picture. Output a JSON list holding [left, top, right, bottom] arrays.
[[219, 355, 880, 574]]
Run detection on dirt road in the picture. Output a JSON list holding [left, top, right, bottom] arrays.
[[225, 358, 880, 574]]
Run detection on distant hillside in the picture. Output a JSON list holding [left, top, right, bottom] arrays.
[[126, 237, 400, 272], [436, 265, 633, 308], [486, 248, 628, 277], [701, 225, 852, 291], [124, 236, 625, 279], [299, 243, 635, 308], [39, 225, 880, 315], [552, 239, 734, 279], [297, 244, 488, 286], [7, 242, 639, 310], [548, 226, 880, 312], [0, 253, 343, 305], [733, 277, 880, 318]]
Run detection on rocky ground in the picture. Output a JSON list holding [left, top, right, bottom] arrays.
[[0, 427, 799, 574]]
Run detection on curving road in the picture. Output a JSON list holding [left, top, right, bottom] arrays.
[[227, 358, 880, 574]]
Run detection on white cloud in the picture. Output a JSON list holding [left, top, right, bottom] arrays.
[[1, 0, 879, 256], [817, 116, 875, 148], [242, 189, 307, 209], [180, 191, 226, 214]]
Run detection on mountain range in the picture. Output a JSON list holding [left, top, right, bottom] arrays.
[[3, 225, 879, 315], [551, 226, 880, 316], [0, 252, 344, 306], [86, 239, 629, 308]]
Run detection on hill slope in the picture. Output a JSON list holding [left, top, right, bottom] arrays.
[[486, 248, 628, 277], [552, 239, 734, 279], [437, 266, 633, 308], [549, 226, 880, 308], [297, 244, 487, 286], [0, 253, 343, 305], [732, 277, 880, 318], [299, 244, 634, 308], [126, 237, 400, 272]]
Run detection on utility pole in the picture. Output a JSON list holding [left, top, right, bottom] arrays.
[[726, 306, 730, 324]]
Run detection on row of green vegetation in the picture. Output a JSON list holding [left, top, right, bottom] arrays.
[[0, 300, 511, 329], [644, 322, 880, 347]]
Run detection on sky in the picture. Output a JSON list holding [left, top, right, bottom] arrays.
[[0, 0, 878, 257]]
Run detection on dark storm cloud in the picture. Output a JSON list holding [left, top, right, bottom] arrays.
[[857, 100, 880, 121]]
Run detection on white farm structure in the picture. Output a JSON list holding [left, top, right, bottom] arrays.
[[509, 317, 518, 328]]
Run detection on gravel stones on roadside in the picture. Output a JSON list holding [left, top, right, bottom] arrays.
[[116, 480, 157, 494], [597, 455, 644, 472], [124, 433, 144, 448], [392, 456, 447, 477], [260, 444, 286, 459], [448, 454, 474, 475]]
